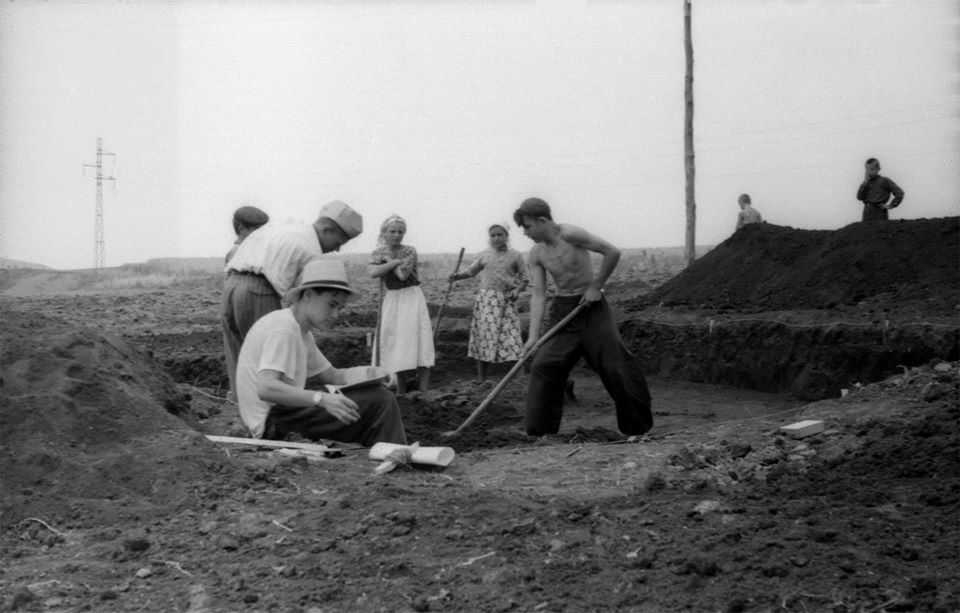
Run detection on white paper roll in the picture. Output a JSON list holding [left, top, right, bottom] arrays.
[[369, 442, 455, 467]]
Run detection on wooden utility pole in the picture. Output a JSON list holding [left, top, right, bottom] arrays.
[[683, 0, 696, 266]]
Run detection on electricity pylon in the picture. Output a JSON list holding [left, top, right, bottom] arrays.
[[84, 138, 115, 269]]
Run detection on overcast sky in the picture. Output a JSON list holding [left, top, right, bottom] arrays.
[[1, 0, 957, 270]]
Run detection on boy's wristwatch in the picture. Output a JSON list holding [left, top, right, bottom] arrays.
[[312, 391, 323, 407]]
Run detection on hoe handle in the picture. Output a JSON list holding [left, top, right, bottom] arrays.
[[434, 247, 465, 342], [441, 302, 588, 438]]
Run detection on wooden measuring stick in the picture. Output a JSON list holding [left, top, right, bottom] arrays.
[[205, 435, 334, 454]]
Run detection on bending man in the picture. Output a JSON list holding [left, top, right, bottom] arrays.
[[514, 197, 652, 437], [222, 200, 362, 402]]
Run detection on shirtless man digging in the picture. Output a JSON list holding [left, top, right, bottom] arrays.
[[514, 197, 653, 437]]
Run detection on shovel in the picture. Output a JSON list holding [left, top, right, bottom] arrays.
[[433, 247, 465, 342], [441, 301, 587, 438]]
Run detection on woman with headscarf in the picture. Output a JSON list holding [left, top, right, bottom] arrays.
[[368, 215, 435, 394], [449, 222, 529, 384]]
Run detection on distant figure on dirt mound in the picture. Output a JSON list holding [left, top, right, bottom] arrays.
[[225, 205, 270, 264], [448, 222, 529, 384], [514, 197, 653, 437], [235, 258, 407, 446], [368, 214, 435, 395], [857, 157, 904, 221], [735, 194, 763, 231], [222, 200, 363, 405]]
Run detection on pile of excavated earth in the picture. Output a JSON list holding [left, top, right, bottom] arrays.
[[0, 217, 957, 612], [619, 217, 958, 399]]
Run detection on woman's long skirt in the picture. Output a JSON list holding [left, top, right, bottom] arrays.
[[375, 285, 435, 373], [467, 288, 523, 363]]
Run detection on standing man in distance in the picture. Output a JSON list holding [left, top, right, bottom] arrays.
[[514, 197, 653, 437], [222, 200, 362, 402], [857, 158, 904, 221]]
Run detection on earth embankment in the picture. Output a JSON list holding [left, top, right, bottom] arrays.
[[617, 217, 959, 399]]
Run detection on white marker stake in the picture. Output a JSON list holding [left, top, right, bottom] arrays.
[[780, 420, 825, 439]]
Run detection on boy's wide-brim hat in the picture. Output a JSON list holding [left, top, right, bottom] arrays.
[[286, 258, 358, 303], [319, 200, 363, 239]]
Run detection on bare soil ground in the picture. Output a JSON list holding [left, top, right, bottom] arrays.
[[1, 218, 958, 613]]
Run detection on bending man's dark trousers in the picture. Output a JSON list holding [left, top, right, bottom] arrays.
[[525, 295, 653, 436]]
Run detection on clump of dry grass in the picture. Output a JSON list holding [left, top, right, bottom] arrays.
[[83, 262, 223, 291], [89, 272, 182, 290]]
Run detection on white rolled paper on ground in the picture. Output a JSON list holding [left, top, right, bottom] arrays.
[[369, 442, 455, 468]]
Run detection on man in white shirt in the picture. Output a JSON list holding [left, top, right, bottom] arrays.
[[222, 200, 363, 403], [236, 258, 406, 445]]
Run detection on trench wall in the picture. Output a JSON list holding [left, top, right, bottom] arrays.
[[149, 315, 958, 403], [150, 330, 373, 390], [620, 313, 959, 401]]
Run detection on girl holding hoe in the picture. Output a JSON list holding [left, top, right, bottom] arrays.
[[369, 215, 435, 394], [449, 222, 529, 384]]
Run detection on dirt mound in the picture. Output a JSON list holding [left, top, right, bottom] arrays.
[[1, 276, 957, 610], [0, 310, 240, 527], [617, 217, 959, 397], [2, 360, 955, 612], [636, 217, 959, 314]]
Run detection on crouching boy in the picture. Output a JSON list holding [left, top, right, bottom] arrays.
[[236, 258, 407, 446]]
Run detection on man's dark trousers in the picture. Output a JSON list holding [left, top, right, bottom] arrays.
[[525, 294, 653, 436]]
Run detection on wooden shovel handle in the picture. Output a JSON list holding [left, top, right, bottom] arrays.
[[441, 301, 588, 438], [433, 247, 465, 341]]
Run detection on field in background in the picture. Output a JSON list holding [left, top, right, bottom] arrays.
[[9, 246, 708, 292]]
